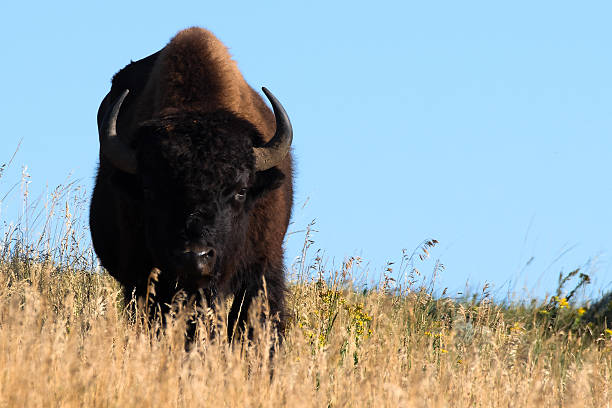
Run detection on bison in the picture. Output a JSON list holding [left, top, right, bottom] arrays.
[[90, 27, 293, 341]]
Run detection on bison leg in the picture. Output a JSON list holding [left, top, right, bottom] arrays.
[[226, 266, 286, 344], [227, 284, 256, 342], [262, 265, 287, 340]]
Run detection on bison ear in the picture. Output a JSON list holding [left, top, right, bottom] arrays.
[[249, 167, 285, 201], [110, 172, 144, 201]]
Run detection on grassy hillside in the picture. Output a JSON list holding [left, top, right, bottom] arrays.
[[1, 248, 611, 406], [0, 171, 610, 406]]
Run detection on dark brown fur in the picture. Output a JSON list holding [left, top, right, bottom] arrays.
[[90, 27, 293, 340]]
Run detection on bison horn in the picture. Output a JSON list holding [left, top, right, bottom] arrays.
[[253, 87, 293, 171], [99, 89, 138, 174]]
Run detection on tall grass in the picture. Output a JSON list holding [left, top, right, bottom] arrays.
[[0, 164, 611, 407]]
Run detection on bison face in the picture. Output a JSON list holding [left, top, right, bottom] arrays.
[[99, 88, 292, 291], [124, 113, 285, 290]]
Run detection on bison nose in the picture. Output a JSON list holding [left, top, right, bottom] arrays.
[[192, 247, 215, 258], [172, 245, 217, 277], [191, 246, 216, 261], [176, 244, 215, 260]]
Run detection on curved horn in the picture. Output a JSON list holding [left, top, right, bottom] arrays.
[[253, 87, 293, 171], [99, 89, 138, 174]]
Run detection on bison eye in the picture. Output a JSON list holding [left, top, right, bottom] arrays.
[[234, 188, 247, 203]]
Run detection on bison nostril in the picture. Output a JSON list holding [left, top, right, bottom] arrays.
[[195, 247, 215, 259], [174, 246, 216, 262]]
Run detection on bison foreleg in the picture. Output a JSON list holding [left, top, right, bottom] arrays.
[[226, 267, 286, 346], [227, 284, 255, 342]]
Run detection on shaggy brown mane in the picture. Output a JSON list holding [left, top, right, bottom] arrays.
[[152, 28, 275, 140]]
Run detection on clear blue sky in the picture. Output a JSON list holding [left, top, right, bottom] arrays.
[[1, 1, 610, 299]]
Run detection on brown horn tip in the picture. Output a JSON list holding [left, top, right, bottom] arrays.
[[253, 87, 293, 171]]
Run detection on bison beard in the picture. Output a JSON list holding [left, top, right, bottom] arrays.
[[89, 27, 293, 346]]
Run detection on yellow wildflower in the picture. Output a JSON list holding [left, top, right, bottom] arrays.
[[577, 307, 586, 316], [318, 334, 326, 347], [510, 322, 525, 333]]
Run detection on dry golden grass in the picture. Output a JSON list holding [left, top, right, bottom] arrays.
[[0, 167, 610, 407], [0, 254, 610, 407]]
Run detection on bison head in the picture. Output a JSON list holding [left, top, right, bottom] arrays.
[[98, 89, 292, 291]]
